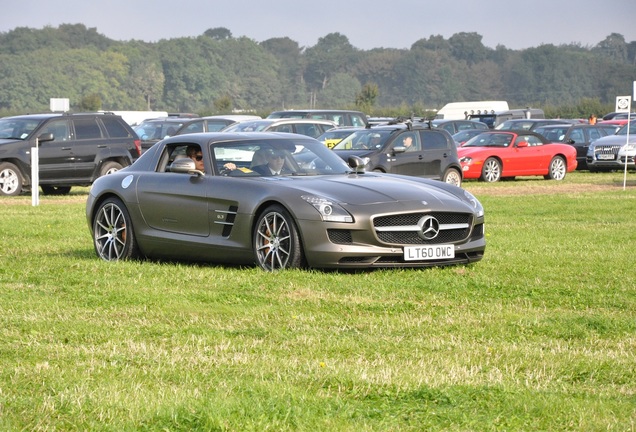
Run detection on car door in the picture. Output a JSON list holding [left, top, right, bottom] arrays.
[[416, 130, 454, 178], [509, 134, 549, 175], [136, 145, 210, 237], [71, 117, 109, 180], [390, 132, 424, 176], [36, 119, 74, 181]]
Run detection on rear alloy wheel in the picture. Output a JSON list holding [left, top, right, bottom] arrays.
[[41, 185, 71, 195], [442, 168, 462, 187], [99, 161, 124, 177], [0, 162, 24, 196], [254, 205, 304, 271], [544, 156, 567, 180], [92, 197, 139, 261], [480, 157, 501, 182]]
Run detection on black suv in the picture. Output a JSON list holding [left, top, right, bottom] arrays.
[[331, 120, 463, 186], [0, 112, 140, 196]]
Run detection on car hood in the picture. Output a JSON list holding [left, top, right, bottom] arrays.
[[278, 173, 472, 210], [590, 135, 635, 147], [457, 147, 489, 157]]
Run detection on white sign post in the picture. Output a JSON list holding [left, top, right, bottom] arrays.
[[31, 139, 40, 206], [615, 93, 633, 190]]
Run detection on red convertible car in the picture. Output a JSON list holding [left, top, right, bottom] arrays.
[[457, 130, 577, 182]]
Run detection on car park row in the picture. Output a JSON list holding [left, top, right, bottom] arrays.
[[0, 109, 634, 196]]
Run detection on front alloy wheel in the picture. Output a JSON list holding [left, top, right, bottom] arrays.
[[92, 197, 139, 261], [254, 205, 303, 271], [0, 162, 24, 196], [545, 156, 567, 180]]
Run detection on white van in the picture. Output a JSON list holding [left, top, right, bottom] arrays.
[[435, 101, 509, 120]]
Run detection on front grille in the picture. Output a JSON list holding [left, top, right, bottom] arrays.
[[593, 145, 621, 160], [373, 212, 473, 245]]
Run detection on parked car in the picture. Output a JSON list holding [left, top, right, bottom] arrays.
[[86, 132, 486, 270], [533, 123, 619, 170], [134, 115, 260, 152], [316, 127, 361, 149], [587, 121, 636, 172], [457, 130, 577, 182], [602, 111, 636, 121], [221, 118, 336, 138], [452, 129, 486, 146], [267, 109, 368, 127], [429, 119, 489, 135], [0, 112, 140, 196], [330, 121, 463, 186], [495, 118, 576, 131]]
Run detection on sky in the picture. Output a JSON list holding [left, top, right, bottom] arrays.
[[2, 0, 635, 51]]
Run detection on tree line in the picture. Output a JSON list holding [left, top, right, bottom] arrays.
[[0, 24, 634, 119]]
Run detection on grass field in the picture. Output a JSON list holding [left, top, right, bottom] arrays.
[[1, 171, 635, 431]]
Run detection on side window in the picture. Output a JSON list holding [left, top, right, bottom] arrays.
[[294, 123, 319, 137], [40, 120, 71, 141], [351, 115, 367, 127], [420, 131, 449, 150], [73, 118, 103, 139], [588, 128, 602, 141], [271, 124, 293, 133], [183, 121, 204, 133], [440, 123, 454, 134], [569, 129, 584, 143], [101, 117, 131, 138]]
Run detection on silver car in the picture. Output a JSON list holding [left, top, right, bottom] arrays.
[[587, 122, 636, 171], [86, 133, 485, 271]]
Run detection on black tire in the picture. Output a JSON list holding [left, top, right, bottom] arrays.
[[0, 162, 24, 196], [544, 156, 567, 180], [41, 185, 71, 195], [480, 157, 501, 182], [92, 197, 139, 261], [442, 168, 462, 187], [253, 204, 304, 271], [99, 161, 124, 177]]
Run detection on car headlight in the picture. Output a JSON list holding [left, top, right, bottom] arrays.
[[620, 143, 636, 152], [463, 190, 484, 217], [301, 195, 353, 222], [459, 156, 472, 164]]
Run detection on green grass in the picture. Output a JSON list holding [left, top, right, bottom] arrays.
[[1, 172, 635, 431]]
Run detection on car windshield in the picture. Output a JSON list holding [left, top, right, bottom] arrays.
[[463, 133, 514, 147], [208, 137, 352, 176], [616, 122, 636, 136], [332, 130, 392, 150], [0, 118, 43, 140], [134, 120, 184, 140]]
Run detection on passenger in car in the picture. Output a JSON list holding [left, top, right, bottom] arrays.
[[186, 145, 205, 172], [252, 149, 289, 176]]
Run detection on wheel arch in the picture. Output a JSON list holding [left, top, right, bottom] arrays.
[[0, 157, 31, 185]]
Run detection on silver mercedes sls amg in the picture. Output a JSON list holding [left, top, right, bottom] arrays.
[[86, 132, 486, 271]]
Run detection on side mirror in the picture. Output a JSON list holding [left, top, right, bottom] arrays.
[[37, 132, 54, 143], [392, 145, 407, 154], [347, 155, 367, 173], [516, 141, 528, 148], [169, 158, 202, 175], [566, 139, 575, 144]]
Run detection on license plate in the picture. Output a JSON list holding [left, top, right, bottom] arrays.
[[404, 245, 455, 261], [598, 154, 615, 160]]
